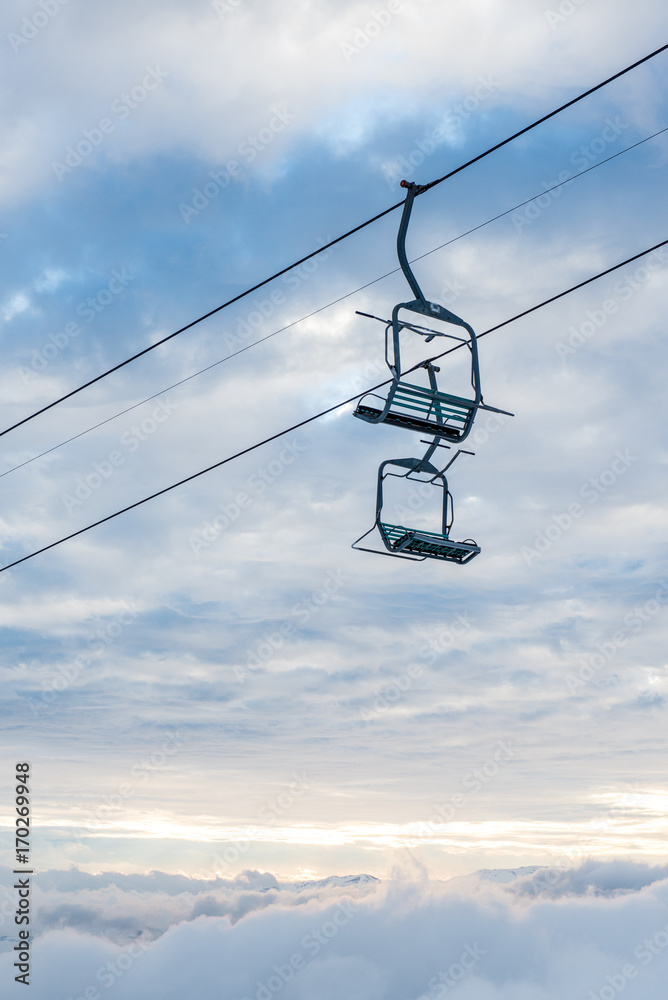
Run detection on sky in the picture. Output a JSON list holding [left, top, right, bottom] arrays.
[[0, 0, 668, 994]]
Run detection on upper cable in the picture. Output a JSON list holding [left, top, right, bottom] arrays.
[[2, 42, 666, 440]]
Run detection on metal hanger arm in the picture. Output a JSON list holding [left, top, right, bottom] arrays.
[[397, 181, 428, 305]]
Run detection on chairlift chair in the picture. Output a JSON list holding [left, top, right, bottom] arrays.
[[353, 180, 512, 441], [352, 440, 480, 564]]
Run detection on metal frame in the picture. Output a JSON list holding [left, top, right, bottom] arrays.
[[351, 442, 480, 564], [390, 181, 482, 403], [351, 180, 513, 566], [351, 181, 512, 442]]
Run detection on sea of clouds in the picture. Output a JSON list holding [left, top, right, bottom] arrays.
[[2, 860, 668, 998]]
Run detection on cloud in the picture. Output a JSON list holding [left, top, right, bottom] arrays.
[[2, 863, 668, 998], [1, 0, 668, 902], [511, 859, 668, 898], [1, 0, 665, 205]]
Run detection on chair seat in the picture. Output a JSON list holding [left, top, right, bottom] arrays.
[[354, 381, 477, 440], [379, 523, 480, 564]]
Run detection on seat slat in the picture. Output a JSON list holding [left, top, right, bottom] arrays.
[[396, 383, 474, 407], [353, 379, 478, 440], [392, 397, 469, 420], [393, 390, 468, 408], [379, 522, 480, 563], [393, 401, 466, 418]]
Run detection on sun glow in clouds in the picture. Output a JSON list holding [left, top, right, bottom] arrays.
[[34, 815, 668, 864]]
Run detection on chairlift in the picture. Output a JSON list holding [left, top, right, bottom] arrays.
[[352, 440, 480, 564], [353, 180, 512, 441]]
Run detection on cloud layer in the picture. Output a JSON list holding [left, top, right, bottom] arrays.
[[3, 862, 668, 999]]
